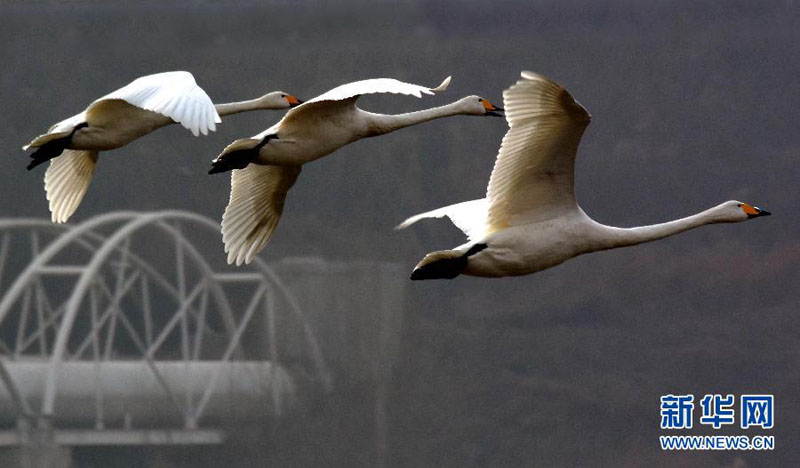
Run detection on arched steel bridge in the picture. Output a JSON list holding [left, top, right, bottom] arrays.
[[0, 211, 333, 448]]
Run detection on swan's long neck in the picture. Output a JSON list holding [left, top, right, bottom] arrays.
[[214, 98, 274, 117], [363, 100, 471, 136], [594, 205, 728, 250]]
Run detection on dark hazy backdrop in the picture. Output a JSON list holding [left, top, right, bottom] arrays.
[[1, 1, 798, 466]]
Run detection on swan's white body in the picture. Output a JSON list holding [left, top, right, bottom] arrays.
[[240, 77, 462, 166], [24, 71, 300, 223], [398, 71, 770, 280], [214, 76, 505, 265]]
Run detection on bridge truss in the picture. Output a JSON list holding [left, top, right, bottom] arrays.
[[0, 211, 330, 447]]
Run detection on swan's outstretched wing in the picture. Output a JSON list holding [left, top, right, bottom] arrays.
[[485, 71, 591, 230], [89, 71, 221, 136], [307, 76, 451, 103], [396, 198, 488, 241], [281, 76, 451, 127], [44, 149, 99, 223], [221, 164, 302, 266]]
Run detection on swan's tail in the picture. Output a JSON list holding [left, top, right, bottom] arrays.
[[23, 131, 70, 151], [410, 243, 487, 280]]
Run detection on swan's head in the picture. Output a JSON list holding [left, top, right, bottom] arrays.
[[717, 200, 771, 222], [460, 95, 504, 117], [257, 91, 303, 109]]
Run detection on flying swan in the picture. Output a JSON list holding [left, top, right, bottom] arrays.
[[397, 71, 771, 280], [209, 75, 505, 265], [23, 71, 302, 223]]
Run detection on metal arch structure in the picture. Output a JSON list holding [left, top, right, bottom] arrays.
[[0, 211, 330, 447]]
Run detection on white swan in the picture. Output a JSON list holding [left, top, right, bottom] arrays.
[[210, 76, 505, 265], [24, 71, 302, 223], [397, 71, 771, 280]]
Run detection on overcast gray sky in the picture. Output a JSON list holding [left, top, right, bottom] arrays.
[[1, 1, 798, 466]]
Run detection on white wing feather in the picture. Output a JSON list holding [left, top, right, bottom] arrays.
[[306, 76, 450, 104], [396, 198, 489, 241], [221, 164, 302, 266], [485, 71, 591, 230], [93, 71, 221, 137], [44, 149, 99, 223], [281, 76, 451, 127]]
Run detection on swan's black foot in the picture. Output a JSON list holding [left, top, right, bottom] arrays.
[[209, 134, 278, 175], [410, 243, 487, 281], [411, 255, 466, 280], [27, 144, 65, 171], [26, 122, 88, 171], [209, 150, 255, 174]]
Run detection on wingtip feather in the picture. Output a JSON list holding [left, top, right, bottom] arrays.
[[396, 210, 433, 230], [431, 76, 452, 93], [520, 70, 548, 82], [395, 216, 417, 231]]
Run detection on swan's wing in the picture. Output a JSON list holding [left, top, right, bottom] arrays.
[[485, 71, 591, 230], [44, 149, 99, 223], [280, 76, 450, 127], [221, 164, 302, 266], [396, 198, 489, 241], [89, 71, 221, 137], [306, 76, 450, 104]]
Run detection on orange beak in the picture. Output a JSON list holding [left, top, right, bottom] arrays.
[[741, 203, 771, 217], [482, 99, 504, 117], [482, 99, 499, 111], [285, 95, 302, 107]]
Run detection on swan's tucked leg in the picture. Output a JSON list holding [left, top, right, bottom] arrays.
[[410, 243, 487, 280], [209, 135, 278, 174], [44, 149, 99, 223], [221, 164, 301, 265]]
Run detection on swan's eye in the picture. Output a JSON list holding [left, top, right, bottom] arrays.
[[478, 98, 483, 103], [737, 203, 742, 207], [281, 94, 287, 98]]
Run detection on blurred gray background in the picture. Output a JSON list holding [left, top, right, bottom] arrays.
[[1, 0, 798, 466]]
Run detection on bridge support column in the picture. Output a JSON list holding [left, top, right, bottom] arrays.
[[0, 418, 72, 468]]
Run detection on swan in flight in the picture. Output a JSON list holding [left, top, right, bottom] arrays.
[[210, 75, 505, 265], [397, 71, 771, 280], [23, 71, 302, 223]]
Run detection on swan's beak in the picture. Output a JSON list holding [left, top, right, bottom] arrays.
[[286, 95, 303, 107], [482, 99, 504, 117], [742, 203, 771, 218]]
